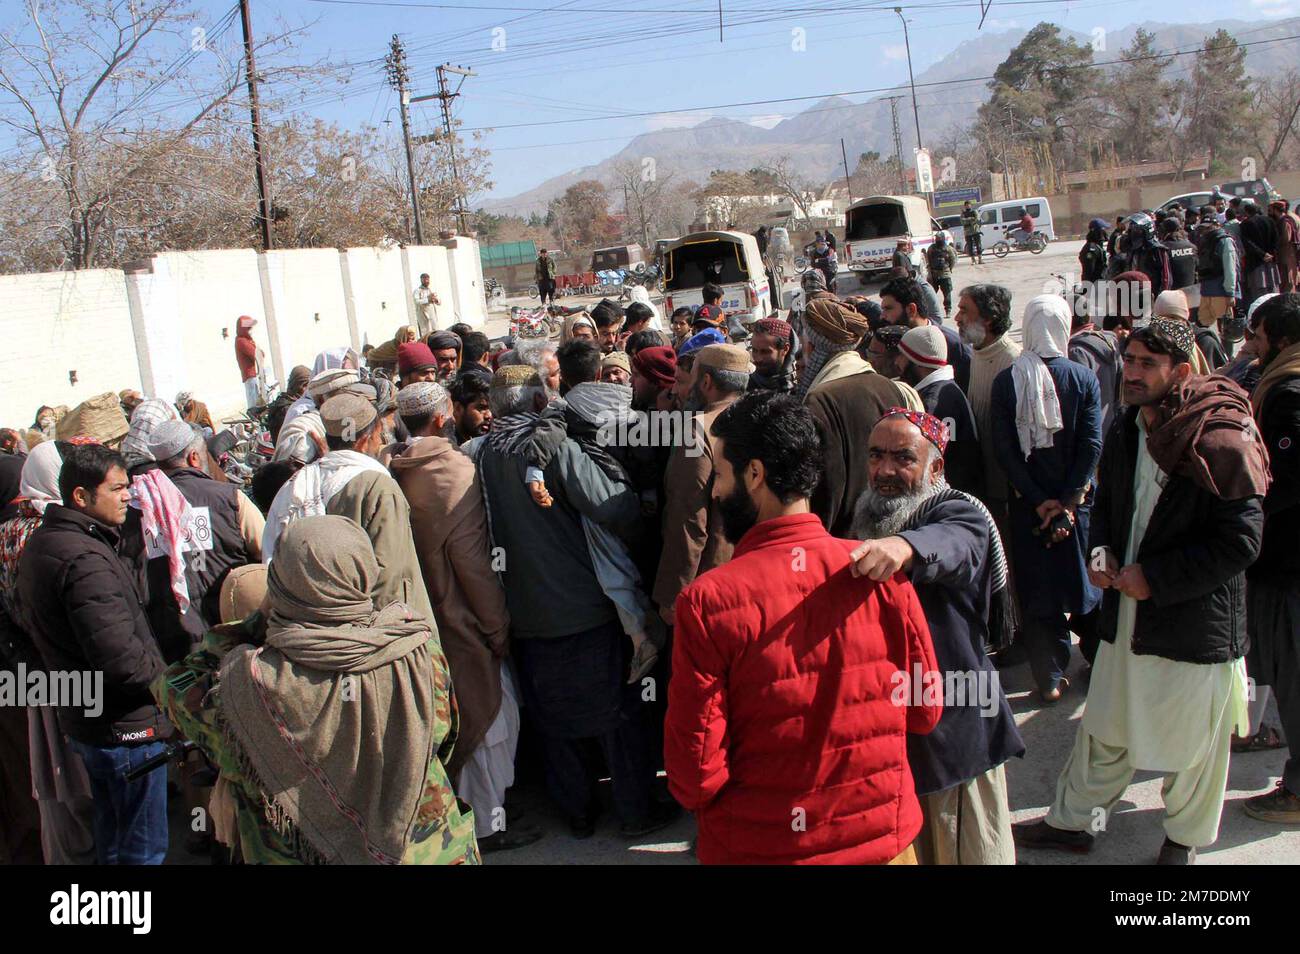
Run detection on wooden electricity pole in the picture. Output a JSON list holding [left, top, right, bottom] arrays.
[[239, 0, 273, 250]]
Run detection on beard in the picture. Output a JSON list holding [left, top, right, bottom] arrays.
[[683, 381, 707, 412], [718, 480, 760, 545], [959, 322, 987, 348], [850, 475, 942, 539]]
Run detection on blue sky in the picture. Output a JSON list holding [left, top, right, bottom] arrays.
[[21, 0, 1300, 201]]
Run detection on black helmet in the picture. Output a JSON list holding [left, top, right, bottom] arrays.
[[1126, 212, 1154, 238]]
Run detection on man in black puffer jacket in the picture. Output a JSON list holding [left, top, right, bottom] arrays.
[[18, 443, 171, 864], [1016, 319, 1267, 866]]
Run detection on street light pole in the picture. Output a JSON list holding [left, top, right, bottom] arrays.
[[894, 7, 923, 153]]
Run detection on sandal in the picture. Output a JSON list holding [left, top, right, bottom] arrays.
[[1231, 724, 1286, 753], [627, 640, 659, 684]]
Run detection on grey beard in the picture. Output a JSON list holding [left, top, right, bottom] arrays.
[[960, 323, 987, 348], [850, 478, 942, 539]]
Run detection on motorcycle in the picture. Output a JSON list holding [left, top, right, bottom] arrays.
[[992, 226, 1047, 258]]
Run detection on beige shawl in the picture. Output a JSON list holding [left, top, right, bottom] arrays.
[[217, 515, 436, 865]]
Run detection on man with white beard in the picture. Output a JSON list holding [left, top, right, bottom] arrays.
[[849, 409, 1024, 865]]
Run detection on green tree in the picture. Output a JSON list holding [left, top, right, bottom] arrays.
[[1168, 29, 1252, 174], [978, 23, 1099, 181], [1103, 28, 1174, 163]]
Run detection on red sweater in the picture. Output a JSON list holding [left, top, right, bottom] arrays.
[[235, 334, 257, 381], [665, 513, 941, 865]]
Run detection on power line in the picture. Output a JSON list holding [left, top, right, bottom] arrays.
[[457, 30, 1300, 132]]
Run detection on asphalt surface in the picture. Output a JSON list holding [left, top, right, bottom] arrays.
[[168, 243, 1299, 866]]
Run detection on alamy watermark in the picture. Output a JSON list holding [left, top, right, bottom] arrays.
[[890, 663, 1003, 718], [595, 409, 705, 458], [0, 663, 102, 717]]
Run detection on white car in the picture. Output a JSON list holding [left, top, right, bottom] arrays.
[[1159, 191, 1217, 215]]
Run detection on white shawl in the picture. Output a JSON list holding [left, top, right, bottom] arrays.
[[262, 450, 389, 562], [1010, 295, 1070, 459]]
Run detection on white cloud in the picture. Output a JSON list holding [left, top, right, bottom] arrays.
[[643, 111, 712, 131], [747, 114, 787, 129], [984, 18, 1020, 28], [883, 44, 908, 61]]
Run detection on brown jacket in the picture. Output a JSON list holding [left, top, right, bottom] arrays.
[[387, 437, 510, 776], [806, 371, 908, 537], [653, 400, 735, 612]]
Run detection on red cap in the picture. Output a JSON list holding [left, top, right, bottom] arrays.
[[398, 341, 437, 374], [632, 345, 677, 390]]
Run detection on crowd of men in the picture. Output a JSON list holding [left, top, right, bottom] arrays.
[[1, 229, 1298, 866]]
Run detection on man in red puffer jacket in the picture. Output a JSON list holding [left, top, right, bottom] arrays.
[[665, 391, 941, 865]]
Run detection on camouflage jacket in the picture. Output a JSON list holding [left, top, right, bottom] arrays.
[[152, 615, 480, 865], [926, 243, 957, 277]]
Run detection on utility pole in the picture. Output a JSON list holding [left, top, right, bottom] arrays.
[[412, 64, 476, 235], [887, 96, 907, 194], [840, 137, 855, 207], [894, 8, 923, 152], [239, 0, 273, 251], [386, 35, 424, 245]]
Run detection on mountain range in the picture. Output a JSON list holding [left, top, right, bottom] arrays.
[[480, 17, 1299, 216]]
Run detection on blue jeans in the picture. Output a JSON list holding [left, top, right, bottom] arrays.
[[69, 739, 169, 865]]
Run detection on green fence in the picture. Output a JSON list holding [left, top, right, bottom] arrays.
[[480, 240, 538, 268]]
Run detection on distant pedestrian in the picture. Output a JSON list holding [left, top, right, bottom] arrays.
[[925, 232, 958, 316], [961, 201, 983, 264], [535, 249, 558, 305]]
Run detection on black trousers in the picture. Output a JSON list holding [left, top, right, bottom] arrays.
[[1247, 581, 1300, 794], [514, 620, 656, 823], [538, 278, 556, 303]]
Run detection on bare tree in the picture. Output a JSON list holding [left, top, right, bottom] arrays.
[[612, 158, 674, 248], [0, 0, 327, 269], [1248, 71, 1300, 175], [755, 156, 814, 224]]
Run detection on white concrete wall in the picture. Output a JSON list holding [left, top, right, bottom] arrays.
[[443, 237, 489, 329], [0, 269, 141, 427], [341, 246, 411, 351], [131, 250, 270, 418], [0, 238, 479, 426], [262, 249, 351, 377]]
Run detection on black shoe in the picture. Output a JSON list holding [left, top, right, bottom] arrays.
[[620, 801, 682, 838], [478, 826, 545, 854], [569, 814, 596, 839], [1157, 838, 1196, 865], [1012, 819, 1095, 854]]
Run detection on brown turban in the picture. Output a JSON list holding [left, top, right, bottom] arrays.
[[803, 298, 870, 345]]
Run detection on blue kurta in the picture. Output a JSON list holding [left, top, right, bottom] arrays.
[[990, 356, 1103, 617]]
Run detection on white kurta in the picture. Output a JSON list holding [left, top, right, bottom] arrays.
[[1082, 414, 1249, 771]]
